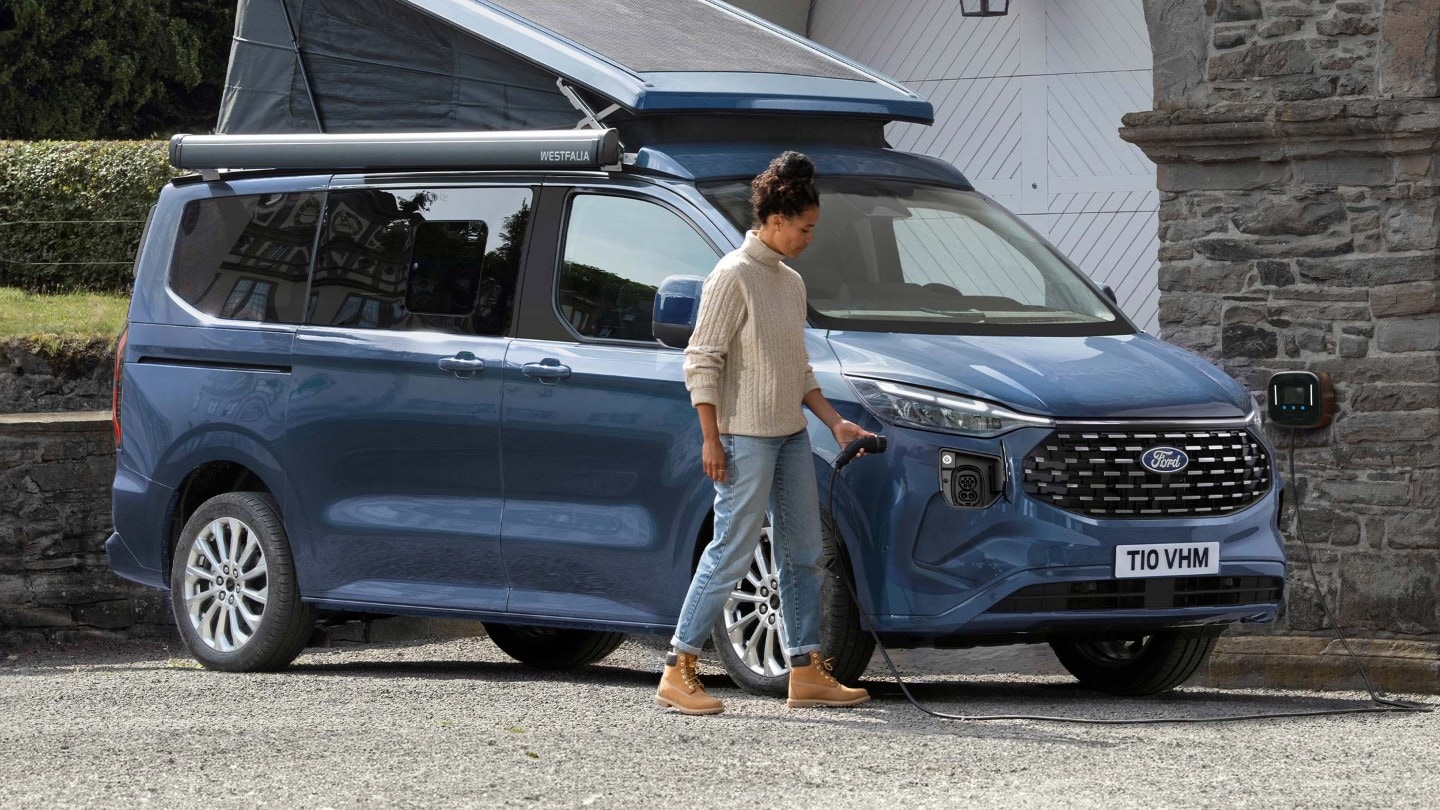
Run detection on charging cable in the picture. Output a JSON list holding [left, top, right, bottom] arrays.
[[823, 433, 1432, 724]]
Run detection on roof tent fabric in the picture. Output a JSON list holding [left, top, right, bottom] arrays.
[[220, 0, 578, 133], [218, 0, 933, 135]]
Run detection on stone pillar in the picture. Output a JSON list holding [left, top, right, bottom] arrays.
[[1121, 0, 1440, 651]]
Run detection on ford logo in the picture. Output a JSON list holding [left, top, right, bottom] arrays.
[[1140, 446, 1190, 474]]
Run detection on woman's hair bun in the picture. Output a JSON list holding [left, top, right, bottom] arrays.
[[772, 151, 815, 182], [751, 151, 819, 225]]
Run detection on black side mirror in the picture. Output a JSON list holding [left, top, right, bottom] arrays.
[[652, 275, 704, 349], [1101, 284, 1118, 305]]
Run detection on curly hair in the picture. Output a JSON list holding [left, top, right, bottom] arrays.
[[750, 151, 819, 226]]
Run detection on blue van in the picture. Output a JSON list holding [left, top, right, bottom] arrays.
[[107, 0, 1284, 697]]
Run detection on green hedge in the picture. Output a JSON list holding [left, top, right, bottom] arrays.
[[0, 140, 178, 293]]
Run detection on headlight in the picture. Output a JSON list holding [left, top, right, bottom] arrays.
[[847, 377, 1053, 437], [1246, 393, 1264, 428]]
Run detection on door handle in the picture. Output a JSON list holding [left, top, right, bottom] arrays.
[[438, 352, 486, 377], [521, 360, 571, 381]]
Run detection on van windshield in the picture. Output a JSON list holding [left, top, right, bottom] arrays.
[[700, 178, 1133, 337]]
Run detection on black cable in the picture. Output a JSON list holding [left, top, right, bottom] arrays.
[[824, 434, 1432, 724]]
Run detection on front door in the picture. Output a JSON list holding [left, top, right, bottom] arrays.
[[285, 183, 534, 611], [501, 185, 727, 626]]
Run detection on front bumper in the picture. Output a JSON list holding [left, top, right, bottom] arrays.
[[830, 422, 1287, 639]]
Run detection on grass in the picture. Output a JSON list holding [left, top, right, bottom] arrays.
[[0, 286, 129, 339]]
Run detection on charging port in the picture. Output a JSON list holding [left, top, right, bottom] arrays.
[[939, 449, 1005, 509]]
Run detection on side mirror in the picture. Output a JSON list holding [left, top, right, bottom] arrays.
[[652, 275, 705, 349], [1101, 284, 1118, 305]]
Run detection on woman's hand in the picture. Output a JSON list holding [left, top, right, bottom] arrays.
[[703, 436, 728, 484], [830, 419, 875, 456]]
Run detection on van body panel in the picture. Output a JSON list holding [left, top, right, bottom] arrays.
[[827, 331, 1253, 419], [107, 461, 176, 586], [117, 323, 292, 489], [501, 338, 708, 623], [284, 327, 510, 609]]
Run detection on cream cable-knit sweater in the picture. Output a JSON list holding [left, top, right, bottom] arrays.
[[684, 231, 821, 437]]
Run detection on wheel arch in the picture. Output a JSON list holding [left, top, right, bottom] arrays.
[[164, 460, 277, 577]]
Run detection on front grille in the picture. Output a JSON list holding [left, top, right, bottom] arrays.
[[987, 576, 1284, 614], [1022, 428, 1270, 517]]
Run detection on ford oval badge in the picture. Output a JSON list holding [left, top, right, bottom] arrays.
[[1140, 446, 1190, 474]]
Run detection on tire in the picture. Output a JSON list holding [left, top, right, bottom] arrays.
[[169, 492, 315, 672], [710, 518, 874, 697], [484, 624, 626, 669], [1049, 627, 1224, 696]]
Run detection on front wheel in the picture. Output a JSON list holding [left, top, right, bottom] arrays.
[[484, 624, 627, 669], [710, 520, 873, 697], [169, 492, 315, 671], [1049, 627, 1224, 696]]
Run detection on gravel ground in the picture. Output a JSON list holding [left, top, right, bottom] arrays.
[[0, 634, 1435, 809]]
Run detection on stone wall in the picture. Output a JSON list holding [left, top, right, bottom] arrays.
[[0, 337, 114, 414], [1124, 0, 1440, 638], [0, 413, 171, 643]]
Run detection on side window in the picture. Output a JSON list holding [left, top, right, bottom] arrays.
[[558, 195, 719, 342], [308, 187, 532, 335], [169, 192, 323, 323]]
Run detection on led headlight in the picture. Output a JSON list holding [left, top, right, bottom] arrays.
[[847, 377, 1053, 437]]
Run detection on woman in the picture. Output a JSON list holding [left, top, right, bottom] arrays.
[[656, 152, 874, 716]]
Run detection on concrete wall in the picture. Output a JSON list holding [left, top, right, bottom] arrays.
[[1122, 0, 1440, 640]]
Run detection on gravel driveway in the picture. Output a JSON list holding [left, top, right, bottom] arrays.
[[1, 634, 1434, 808]]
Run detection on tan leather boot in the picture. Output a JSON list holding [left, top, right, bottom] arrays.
[[655, 651, 725, 715], [787, 652, 871, 708]]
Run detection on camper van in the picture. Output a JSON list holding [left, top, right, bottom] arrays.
[[107, 0, 1285, 697]]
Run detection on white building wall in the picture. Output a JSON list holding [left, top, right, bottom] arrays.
[[808, 0, 1160, 331]]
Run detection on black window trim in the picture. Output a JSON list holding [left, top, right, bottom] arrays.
[[545, 185, 726, 350]]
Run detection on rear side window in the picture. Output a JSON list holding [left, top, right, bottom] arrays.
[[308, 187, 532, 335], [558, 195, 718, 342], [169, 193, 323, 323]]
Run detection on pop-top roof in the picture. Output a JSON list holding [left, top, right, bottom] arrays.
[[218, 0, 934, 135]]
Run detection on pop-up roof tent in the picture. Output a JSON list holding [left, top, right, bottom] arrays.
[[218, 0, 935, 144]]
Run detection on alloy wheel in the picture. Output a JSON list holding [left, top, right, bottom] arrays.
[[722, 528, 790, 677], [182, 517, 269, 652]]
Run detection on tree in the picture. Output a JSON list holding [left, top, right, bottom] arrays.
[[0, 0, 236, 139]]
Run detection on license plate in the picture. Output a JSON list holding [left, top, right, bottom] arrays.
[[1114, 542, 1220, 579]]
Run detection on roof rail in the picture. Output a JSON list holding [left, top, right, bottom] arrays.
[[169, 129, 623, 173]]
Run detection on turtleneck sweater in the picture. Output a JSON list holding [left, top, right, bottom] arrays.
[[684, 230, 821, 438]]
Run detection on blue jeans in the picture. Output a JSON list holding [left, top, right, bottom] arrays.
[[670, 430, 824, 658]]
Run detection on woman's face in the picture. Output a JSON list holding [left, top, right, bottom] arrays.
[[764, 206, 820, 259]]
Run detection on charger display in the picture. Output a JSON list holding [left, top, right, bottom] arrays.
[[1267, 371, 1334, 429]]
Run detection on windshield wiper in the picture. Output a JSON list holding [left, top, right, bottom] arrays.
[[918, 306, 987, 322]]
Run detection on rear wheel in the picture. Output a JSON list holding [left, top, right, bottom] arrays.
[[169, 492, 314, 672], [711, 520, 873, 697], [484, 624, 626, 669], [1049, 627, 1224, 696]]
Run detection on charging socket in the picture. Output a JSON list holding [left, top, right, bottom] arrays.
[[939, 449, 1005, 509], [1267, 371, 1334, 429]]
